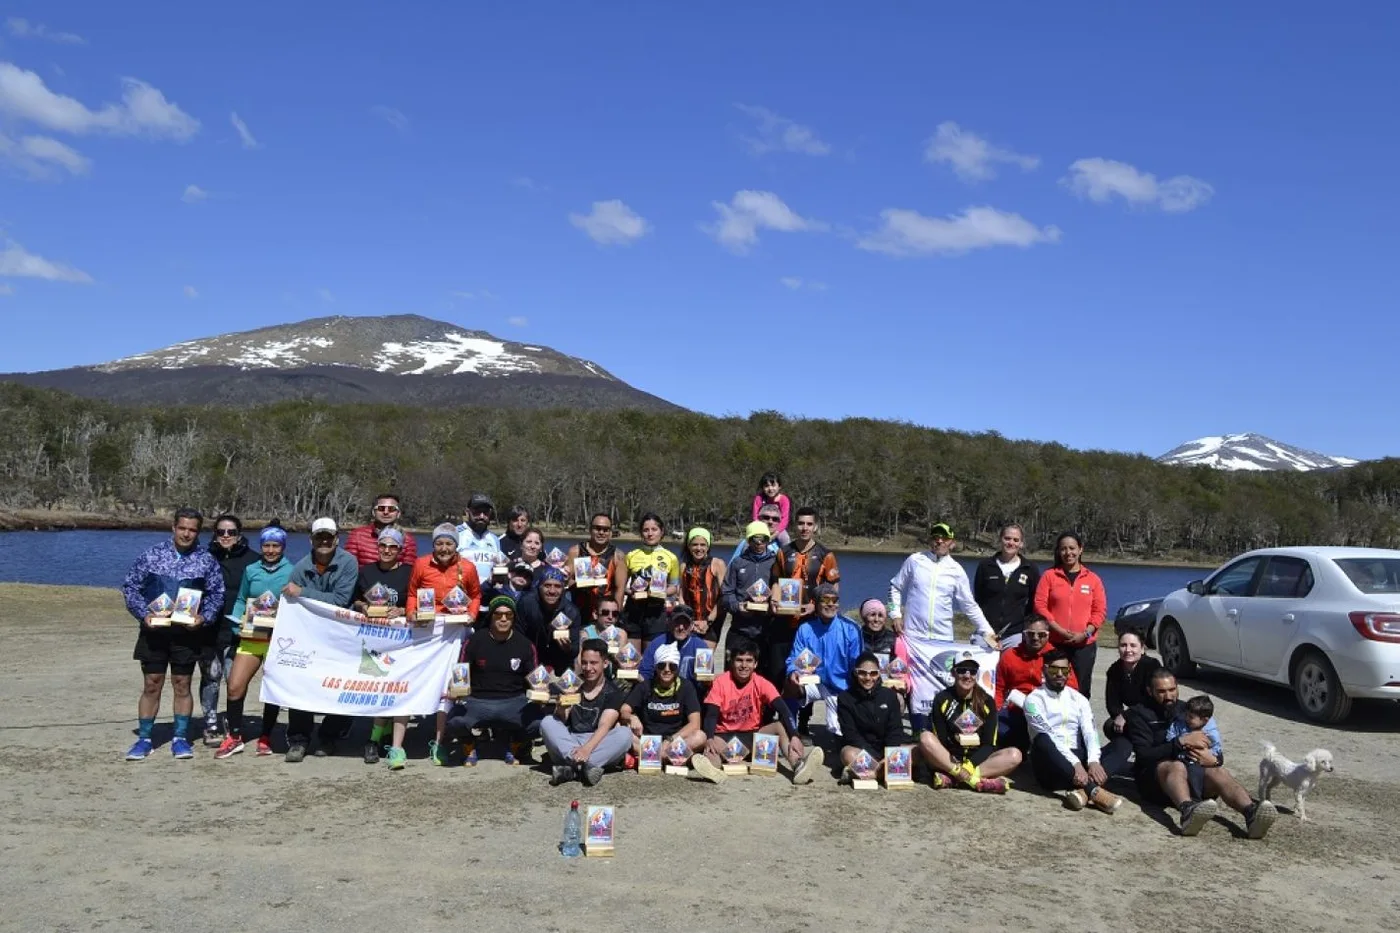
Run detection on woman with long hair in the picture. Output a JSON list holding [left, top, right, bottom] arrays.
[[916, 653, 1022, 792]]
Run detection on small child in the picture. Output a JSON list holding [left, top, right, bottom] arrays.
[[1165, 694, 1223, 762], [752, 471, 792, 546]]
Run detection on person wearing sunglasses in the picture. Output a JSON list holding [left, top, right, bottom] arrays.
[[1025, 649, 1122, 814], [637, 604, 706, 687], [993, 617, 1078, 752], [454, 492, 505, 595], [619, 642, 705, 770], [782, 584, 864, 740], [201, 513, 260, 745], [565, 512, 627, 624], [447, 596, 543, 767], [343, 493, 417, 568], [920, 653, 1021, 793], [835, 652, 907, 783], [720, 521, 781, 669]]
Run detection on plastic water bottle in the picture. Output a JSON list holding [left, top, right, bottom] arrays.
[[560, 799, 582, 857]]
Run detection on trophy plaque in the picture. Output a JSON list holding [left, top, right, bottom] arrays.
[[629, 572, 650, 601], [447, 663, 472, 699], [742, 579, 771, 614], [722, 736, 749, 775], [750, 733, 779, 775], [600, 625, 624, 656], [555, 668, 583, 707], [491, 552, 509, 582], [239, 591, 279, 640], [441, 585, 470, 617], [170, 588, 203, 627], [573, 556, 605, 588], [615, 641, 641, 680], [851, 750, 880, 790], [693, 648, 715, 682], [638, 735, 663, 774], [647, 569, 668, 600], [415, 587, 437, 624], [774, 578, 803, 616], [882, 656, 908, 691], [146, 593, 175, 628], [884, 745, 914, 789], [664, 736, 690, 775], [550, 612, 573, 645], [584, 805, 615, 858], [953, 707, 983, 748], [793, 648, 821, 686], [364, 582, 392, 618], [545, 547, 567, 569], [525, 665, 554, 703]]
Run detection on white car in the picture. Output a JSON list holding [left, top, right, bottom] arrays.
[[1155, 546, 1400, 723]]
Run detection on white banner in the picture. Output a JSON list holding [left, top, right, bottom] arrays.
[[905, 639, 1001, 717], [261, 596, 467, 716]]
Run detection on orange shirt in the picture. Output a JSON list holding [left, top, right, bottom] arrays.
[[406, 555, 482, 618], [705, 672, 781, 734], [1034, 566, 1107, 646]]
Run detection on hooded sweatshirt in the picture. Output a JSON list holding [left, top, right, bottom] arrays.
[[786, 613, 864, 692], [720, 547, 778, 639]]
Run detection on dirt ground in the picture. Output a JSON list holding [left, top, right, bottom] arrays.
[[2, 583, 1398, 933]]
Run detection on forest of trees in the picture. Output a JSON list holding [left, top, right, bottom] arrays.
[[4, 382, 1400, 560]]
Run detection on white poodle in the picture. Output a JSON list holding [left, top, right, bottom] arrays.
[[1258, 741, 1334, 821]]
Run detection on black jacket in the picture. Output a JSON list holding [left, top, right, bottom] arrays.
[[972, 556, 1042, 638], [1104, 656, 1163, 720], [515, 590, 582, 674], [836, 684, 906, 756], [1126, 698, 1182, 778], [209, 537, 260, 619]]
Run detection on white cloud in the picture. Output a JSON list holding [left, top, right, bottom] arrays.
[[317, 288, 335, 303], [857, 206, 1061, 257], [0, 238, 92, 282], [0, 63, 198, 139], [451, 289, 497, 301], [371, 105, 409, 132], [779, 276, 828, 292], [0, 133, 90, 177], [569, 199, 650, 245], [925, 122, 1039, 183], [181, 184, 207, 204], [734, 104, 830, 156], [6, 18, 86, 45], [230, 111, 259, 149], [1062, 157, 1214, 213], [183, 285, 198, 299], [779, 276, 803, 290], [506, 316, 528, 327], [706, 190, 825, 253]]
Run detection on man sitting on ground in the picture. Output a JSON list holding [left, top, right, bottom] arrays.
[[919, 653, 1021, 793], [445, 596, 541, 766], [542, 639, 632, 786], [1025, 649, 1122, 813]]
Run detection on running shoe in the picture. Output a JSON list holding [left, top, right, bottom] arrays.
[[549, 764, 575, 786], [362, 742, 380, 765], [386, 747, 407, 771], [255, 737, 273, 757], [171, 737, 195, 759], [624, 752, 638, 771], [1178, 798, 1218, 837], [975, 777, 1010, 795], [1089, 787, 1123, 813], [791, 746, 823, 785], [581, 765, 604, 787], [1064, 789, 1089, 811], [203, 727, 223, 747], [1246, 800, 1278, 840], [504, 742, 529, 766], [462, 744, 478, 767], [312, 740, 335, 758], [124, 738, 154, 761], [214, 736, 245, 759], [929, 772, 953, 789], [690, 755, 726, 784], [285, 743, 308, 763], [428, 740, 448, 767]]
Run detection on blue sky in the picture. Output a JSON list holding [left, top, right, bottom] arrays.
[[2, 3, 1398, 460]]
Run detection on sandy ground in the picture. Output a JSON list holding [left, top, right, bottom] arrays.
[[2, 583, 1398, 933]]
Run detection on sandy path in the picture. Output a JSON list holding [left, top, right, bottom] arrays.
[[1, 584, 1397, 933]]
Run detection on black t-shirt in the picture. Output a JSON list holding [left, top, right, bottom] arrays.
[[624, 679, 701, 736], [567, 678, 624, 734], [354, 563, 414, 610], [463, 629, 536, 698]]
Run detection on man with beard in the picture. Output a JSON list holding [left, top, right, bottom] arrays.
[[516, 567, 581, 675], [1024, 649, 1119, 812], [446, 596, 541, 766], [456, 493, 505, 593]]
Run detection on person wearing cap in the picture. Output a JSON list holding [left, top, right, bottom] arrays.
[[202, 514, 261, 745], [216, 523, 295, 759], [455, 493, 505, 589], [920, 652, 1022, 793], [446, 596, 541, 766], [888, 522, 999, 733], [620, 641, 705, 767], [343, 493, 418, 568], [351, 526, 414, 767], [993, 617, 1078, 752], [638, 604, 706, 686], [782, 583, 864, 737], [720, 520, 781, 666], [1024, 648, 1123, 814], [835, 652, 907, 783], [728, 504, 783, 564], [542, 638, 632, 786], [120, 507, 225, 761], [515, 566, 582, 675], [564, 512, 628, 624], [679, 527, 725, 644], [280, 518, 359, 762]]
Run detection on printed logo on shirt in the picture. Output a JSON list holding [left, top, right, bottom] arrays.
[[510, 658, 521, 670], [1080, 584, 1091, 594], [1017, 574, 1028, 585]]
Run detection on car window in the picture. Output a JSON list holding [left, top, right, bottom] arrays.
[[1207, 557, 1262, 596], [1256, 557, 1314, 598], [1334, 558, 1400, 594]]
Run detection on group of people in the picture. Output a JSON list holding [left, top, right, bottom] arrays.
[[118, 474, 1278, 839]]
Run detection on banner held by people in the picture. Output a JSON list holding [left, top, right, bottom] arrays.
[[261, 596, 466, 716]]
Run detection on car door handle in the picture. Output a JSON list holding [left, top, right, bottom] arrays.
[[1282, 613, 1295, 624], [1226, 609, 1239, 618]]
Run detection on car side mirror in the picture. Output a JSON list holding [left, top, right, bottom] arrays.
[[1186, 580, 1205, 596]]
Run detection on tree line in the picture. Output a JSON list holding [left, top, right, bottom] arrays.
[[3, 382, 1398, 560]]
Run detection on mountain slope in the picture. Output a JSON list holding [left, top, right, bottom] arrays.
[[1, 314, 678, 411], [1158, 433, 1358, 472]]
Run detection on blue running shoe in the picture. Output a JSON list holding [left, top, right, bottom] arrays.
[[171, 737, 195, 759], [125, 738, 154, 761]]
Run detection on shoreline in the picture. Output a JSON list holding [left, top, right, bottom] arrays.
[[0, 507, 1220, 569]]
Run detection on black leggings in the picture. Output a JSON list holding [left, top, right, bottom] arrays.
[[287, 710, 349, 747], [1031, 734, 1102, 795], [1066, 642, 1097, 699], [224, 698, 280, 740]]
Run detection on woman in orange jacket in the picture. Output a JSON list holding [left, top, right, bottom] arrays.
[[1032, 532, 1106, 698]]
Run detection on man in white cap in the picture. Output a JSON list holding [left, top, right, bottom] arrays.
[[281, 518, 358, 762]]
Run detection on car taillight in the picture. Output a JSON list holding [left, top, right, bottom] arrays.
[[1349, 611, 1400, 643]]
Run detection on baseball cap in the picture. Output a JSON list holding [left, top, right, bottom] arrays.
[[310, 517, 338, 536], [951, 651, 979, 673], [930, 522, 955, 539], [467, 493, 494, 513], [744, 520, 771, 541], [669, 604, 695, 625]]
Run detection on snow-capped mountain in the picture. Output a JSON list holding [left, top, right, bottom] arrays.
[[1158, 434, 1359, 472]]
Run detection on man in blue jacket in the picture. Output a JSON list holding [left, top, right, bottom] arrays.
[[783, 584, 863, 739], [119, 507, 224, 761], [281, 517, 359, 762]]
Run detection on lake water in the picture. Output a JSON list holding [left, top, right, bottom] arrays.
[[0, 529, 1205, 614]]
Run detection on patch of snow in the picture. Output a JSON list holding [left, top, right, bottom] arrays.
[[1215, 456, 1270, 471], [372, 333, 540, 375]]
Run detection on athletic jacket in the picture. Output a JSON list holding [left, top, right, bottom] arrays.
[[1034, 566, 1107, 646], [287, 548, 358, 608], [994, 643, 1079, 709], [228, 558, 294, 632], [344, 523, 417, 567], [1025, 684, 1100, 766], [786, 614, 864, 692], [972, 556, 1041, 638], [835, 683, 906, 756], [888, 552, 993, 643], [720, 547, 778, 639], [121, 540, 224, 627]]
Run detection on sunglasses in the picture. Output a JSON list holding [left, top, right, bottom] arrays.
[[597, 609, 619, 618], [378, 542, 401, 550], [1046, 666, 1072, 676], [374, 504, 400, 512], [954, 668, 978, 677], [1023, 631, 1048, 638], [854, 669, 881, 678], [819, 597, 840, 605], [656, 662, 679, 671], [591, 524, 612, 532], [215, 530, 238, 538], [469, 509, 492, 516]]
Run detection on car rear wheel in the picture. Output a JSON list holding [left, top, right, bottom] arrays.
[[1292, 651, 1352, 724], [1158, 620, 1196, 677]]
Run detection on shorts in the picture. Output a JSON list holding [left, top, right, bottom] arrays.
[[236, 638, 270, 659], [800, 682, 841, 736], [1134, 760, 1206, 806], [134, 626, 202, 675]]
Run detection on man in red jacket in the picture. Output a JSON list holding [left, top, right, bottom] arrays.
[[343, 493, 418, 567], [993, 618, 1078, 751]]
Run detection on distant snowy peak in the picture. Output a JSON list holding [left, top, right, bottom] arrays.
[[94, 314, 618, 381], [1158, 433, 1359, 472]]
